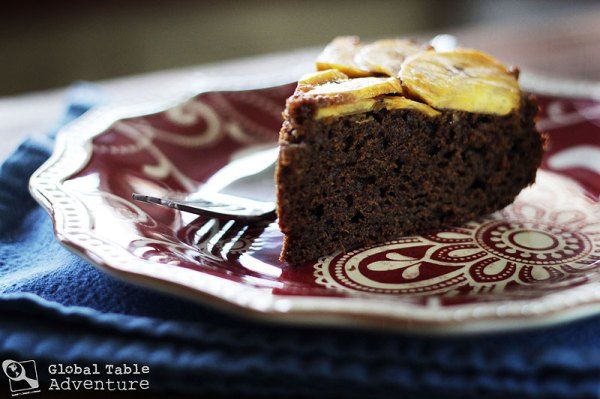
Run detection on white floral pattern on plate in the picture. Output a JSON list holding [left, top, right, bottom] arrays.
[[30, 74, 600, 334], [315, 172, 599, 296]]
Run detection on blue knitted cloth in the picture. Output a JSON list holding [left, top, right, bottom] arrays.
[[0, 86, 598, 398]]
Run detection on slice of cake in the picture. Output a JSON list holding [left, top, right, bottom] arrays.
[[276, 36, 545, 264]]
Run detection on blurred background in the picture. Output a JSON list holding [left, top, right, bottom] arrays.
[[2, 0, 600, 96]]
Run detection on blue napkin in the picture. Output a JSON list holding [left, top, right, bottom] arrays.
[[0, 84, 598, 398]]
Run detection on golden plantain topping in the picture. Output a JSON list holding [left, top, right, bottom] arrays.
[[400, 49, 521, 115], [355, 39, 422, 76], [315, 36, 371, 77], [298, 69, 349, 87], [306, 76, 402, 100], [307, 38, 523, 119], [315, 99, 376, 119], [315, 95, 439, 120], [380, 96, 441, 117]]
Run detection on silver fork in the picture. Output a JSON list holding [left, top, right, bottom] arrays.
[[132, 146, 278, 220]]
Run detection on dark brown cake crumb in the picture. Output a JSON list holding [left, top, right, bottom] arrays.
[[276, 95, 545, 263]]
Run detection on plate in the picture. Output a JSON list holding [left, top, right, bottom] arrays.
[[30, 76, 600, 334]]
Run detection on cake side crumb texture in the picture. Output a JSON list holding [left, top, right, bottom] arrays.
[[276, 36, 545, 264]]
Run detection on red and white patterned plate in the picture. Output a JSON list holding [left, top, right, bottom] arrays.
[[30, 76, 600, 333]]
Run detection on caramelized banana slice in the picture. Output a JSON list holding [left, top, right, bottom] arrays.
[[316, 36, 371, 77], [356, 39, 422, 76], [306, 77, 402, 100], [381, 96, 440, 117], [315, 95, 439, 119], [315, 99, 376, 119], [400, 49, 521, 115], [298, 69, 348, 87]]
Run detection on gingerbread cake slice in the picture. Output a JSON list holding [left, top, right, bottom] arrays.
[[276, 37, 545, 263]]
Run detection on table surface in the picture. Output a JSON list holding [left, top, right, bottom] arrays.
[[1, 8, 599, 162], [3, 8, 600, 399]]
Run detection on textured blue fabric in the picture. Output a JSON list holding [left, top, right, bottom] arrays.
[[0, 85, 598, 398]]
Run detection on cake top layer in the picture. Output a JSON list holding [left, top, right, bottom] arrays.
[[293, 36, 522, 117]]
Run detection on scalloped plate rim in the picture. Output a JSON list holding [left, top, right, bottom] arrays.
[[29, 74, 600, 335]]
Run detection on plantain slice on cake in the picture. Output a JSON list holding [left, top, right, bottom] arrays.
[[400, 49, 521, 115], [277, 36, 545, 264]]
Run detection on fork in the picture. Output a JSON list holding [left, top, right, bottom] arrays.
[[132, 146, 278, 220]]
